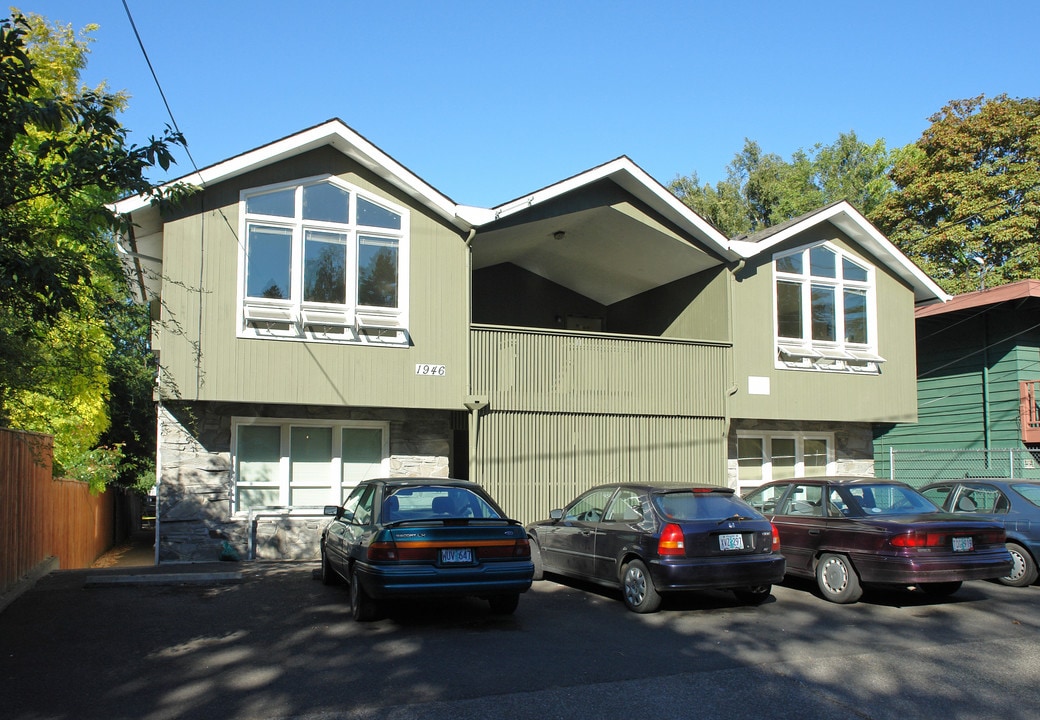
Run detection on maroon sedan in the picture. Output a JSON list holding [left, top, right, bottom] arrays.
[[743, 477, 1012, 603]]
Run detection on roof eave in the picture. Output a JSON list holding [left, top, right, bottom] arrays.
[[730, 201, 950, 305], [485, 156, 737, 262], [111, 119, 472, 232]]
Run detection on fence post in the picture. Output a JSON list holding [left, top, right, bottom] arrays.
[[889, 447, 895, 481]]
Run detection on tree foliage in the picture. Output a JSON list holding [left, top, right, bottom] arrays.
[[671, 132, 892, 238], [0, 12, 183, 491], [870, 95, 1040, 294]]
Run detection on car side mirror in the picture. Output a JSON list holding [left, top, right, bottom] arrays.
[[549, 508, 564, 521], [324, 505, 341, 517]]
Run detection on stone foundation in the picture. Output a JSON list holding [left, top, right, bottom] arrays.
[[726, 419, 875, 489], [153, 402, 455, 562]]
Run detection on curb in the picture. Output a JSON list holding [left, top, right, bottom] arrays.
[[84, 571, 244, 587]]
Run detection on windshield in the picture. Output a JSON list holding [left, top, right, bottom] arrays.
[[383, 486, 501, 521], [653, 491, 763, 521], [832, 484, 939, 516]]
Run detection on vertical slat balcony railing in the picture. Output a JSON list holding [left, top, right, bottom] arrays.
[[470, 325, 731, 418], [1021, 380, 1040, 444]]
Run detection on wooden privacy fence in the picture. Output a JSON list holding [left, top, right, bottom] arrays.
[[0, 428, 114, 594]]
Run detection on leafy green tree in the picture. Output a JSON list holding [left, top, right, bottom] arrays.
[[671, 132, 892, 238], [0, 12, 183, 490], [869, 95, 1040, 294]]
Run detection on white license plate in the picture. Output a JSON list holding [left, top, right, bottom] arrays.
[[952, 536, 974, 552], [719, 533, 744, 551], [440, 548, 473, 564]]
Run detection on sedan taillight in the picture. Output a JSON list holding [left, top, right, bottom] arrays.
[[770, 523, 781, 552], [658, 523, 685, 556]]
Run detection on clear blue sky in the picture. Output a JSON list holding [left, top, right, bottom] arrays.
[[25, 1, 1040, 208]]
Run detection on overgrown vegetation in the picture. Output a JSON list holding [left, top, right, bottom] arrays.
[[0, 12, 183, 492]]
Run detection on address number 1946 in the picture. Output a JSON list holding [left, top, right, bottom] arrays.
[[415, 364, 446, 376]]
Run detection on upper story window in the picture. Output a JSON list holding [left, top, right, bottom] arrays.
[[773, 242, 882, 373], [238, 176, 409, 345]]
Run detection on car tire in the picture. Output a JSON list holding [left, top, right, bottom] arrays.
[[621, 559, 662, 613], [920, 581, 962, 597], [733, 585, 772, 605], [529, 537, 544, 581], [815, 553, 863, 604], [350, 567, 378, 622], [320, 548, 339, 586], [999, 542, 1039, 587], [488, 594, 520, 615]]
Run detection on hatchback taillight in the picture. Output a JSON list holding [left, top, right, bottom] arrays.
[[367, 540, 398, 561], [475, 538, 531, 559], [658, 523, 685, 556], [770, 523, 781, 552]]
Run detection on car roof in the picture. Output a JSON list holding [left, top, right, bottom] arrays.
[[367, 477, 483, 489], [758, 476, 900, 487], [921, 478, 1040, 487], [581, 482, 735, 494]]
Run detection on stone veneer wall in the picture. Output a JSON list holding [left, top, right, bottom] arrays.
[[726, 420, 876, 489], [155, 402, 455, 563]]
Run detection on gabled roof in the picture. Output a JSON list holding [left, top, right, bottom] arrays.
[[464, 156, 734, 258], [728, 200, 950, 305], [112, 118, 469, 231], [463, 156, 738, 305], [915, 279, 1040, 318]]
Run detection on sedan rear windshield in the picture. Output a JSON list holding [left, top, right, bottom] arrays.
[[653, 492, 763, 521], [384, 486, 501, 521], [1012, 484, 1040, 508], [832, 484, 939, 516]]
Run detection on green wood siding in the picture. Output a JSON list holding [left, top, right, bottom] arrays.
[[156, 148, 470, 410], [470, 326, 729, 417], [476, 411, 728, 525], [729, 229, 918, 423], [876, 299, 1040, 454]]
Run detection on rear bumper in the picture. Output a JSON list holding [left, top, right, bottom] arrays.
[[649, 554, 787, 592], [851, 548, 1013, 585], [356, 560, 533, 599]]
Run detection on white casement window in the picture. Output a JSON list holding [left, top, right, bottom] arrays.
[[232, 418, 389, 513], [737, 432, 834, 491], [238, 176, 409, 345], [773, 242, 882, 372]]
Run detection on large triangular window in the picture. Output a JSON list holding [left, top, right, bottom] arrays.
[[773, 243, 881, 372], [238, 176, 409, 345]]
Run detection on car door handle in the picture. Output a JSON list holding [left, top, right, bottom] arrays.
[[581, 530, 593, 536], [808, 529, 821, 535]]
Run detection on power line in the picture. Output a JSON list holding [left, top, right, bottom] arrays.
[[120, 0, 201, 176]]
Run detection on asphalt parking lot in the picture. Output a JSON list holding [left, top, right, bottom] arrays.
[[2, 559, 1039, 720]]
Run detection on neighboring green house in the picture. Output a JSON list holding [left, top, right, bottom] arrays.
[[874, 279, 1040, 484], [113, 120, 947, 561]]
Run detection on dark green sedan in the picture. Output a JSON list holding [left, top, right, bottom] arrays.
[[321, 478, 533, 621]]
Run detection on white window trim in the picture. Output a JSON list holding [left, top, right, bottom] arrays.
[[236, 174, 411, 346], [772, 241, 881, 373], [736, 431, 835, 491], [231, 417, 390, 514]]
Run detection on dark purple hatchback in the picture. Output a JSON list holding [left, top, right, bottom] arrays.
[[743, 477, 1012, 603]]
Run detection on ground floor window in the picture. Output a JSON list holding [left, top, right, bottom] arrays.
[[736, 432, 833, 491], [233, 418, 388, 512]]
